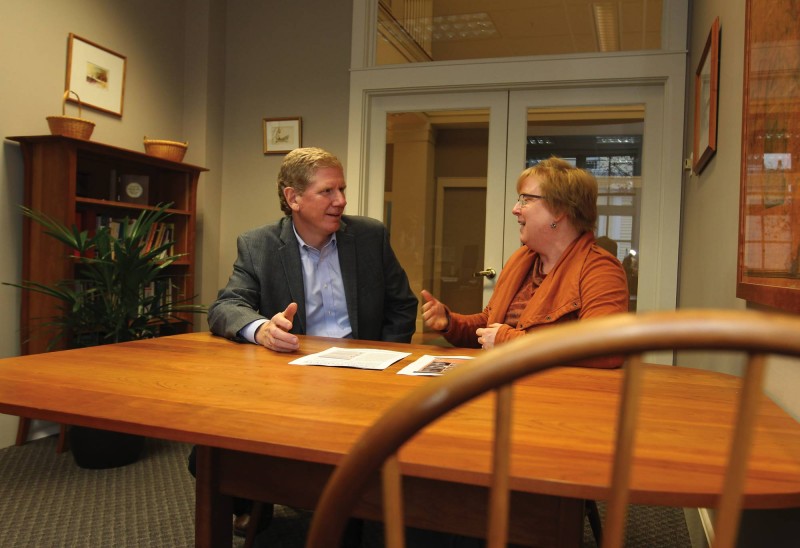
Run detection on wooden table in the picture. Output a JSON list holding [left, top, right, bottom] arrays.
[[1, 332, 799, 547]]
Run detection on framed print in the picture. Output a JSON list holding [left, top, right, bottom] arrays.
[[736, 0, 800, 312], [692, 17, 720, 175], [66, 33, 127, 117], [263, 117, 302, 154], [119, 174, 149, 205]]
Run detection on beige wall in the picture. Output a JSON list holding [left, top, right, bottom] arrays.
[[679, 3, 747, 341], [215, 1, 353, 289], [184, 0, 227, 337]]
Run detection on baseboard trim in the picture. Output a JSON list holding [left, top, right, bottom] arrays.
[[684, 507, 713, 548]]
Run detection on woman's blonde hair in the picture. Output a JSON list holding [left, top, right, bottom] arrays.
[[277, 147, 343, 215], [517, 156, 598, 233]]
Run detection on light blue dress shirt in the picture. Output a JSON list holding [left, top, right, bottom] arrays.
[[295, 229, 352, 338]]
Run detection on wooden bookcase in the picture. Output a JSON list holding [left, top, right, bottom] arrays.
[[7, 135, 207, 356]]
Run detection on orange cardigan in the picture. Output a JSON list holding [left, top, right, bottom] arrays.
[[442, 232, 629, 368]]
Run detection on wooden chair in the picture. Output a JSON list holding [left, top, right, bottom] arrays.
[[306, 309, 800, 548], [16, 418, 69, 453], [243, 501, 269, 548]]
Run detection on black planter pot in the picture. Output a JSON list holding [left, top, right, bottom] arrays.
[[69, 426, 146, 469]]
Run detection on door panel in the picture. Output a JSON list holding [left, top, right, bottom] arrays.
[[507, 86, 676, 313], [435, 178, 486, 315], [366, 93, 508, 337]]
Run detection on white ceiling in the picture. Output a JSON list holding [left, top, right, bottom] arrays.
[[424, 0, 663, 60]]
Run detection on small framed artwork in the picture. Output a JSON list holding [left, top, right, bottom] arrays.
[[263, 117, 302, 154], [692, 17, 720, 175], [118, 174, 149, 205], [66, 33, 127, 117]]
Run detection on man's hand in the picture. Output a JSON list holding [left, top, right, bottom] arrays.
[[421, 290, 449, 331], [476, 323, 502, 349], [255, 303, 300, 352]]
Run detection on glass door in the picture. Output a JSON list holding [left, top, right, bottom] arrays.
[[505, 86, 678, 314], [363, 92, 509, 338], [514, 106, 644, 311]]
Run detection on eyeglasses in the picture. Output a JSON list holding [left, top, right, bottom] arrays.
[[516, 193, 543, 208]]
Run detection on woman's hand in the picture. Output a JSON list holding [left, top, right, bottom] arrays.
[[421, 290, 449, 331], [255, 302, 300, 352], [476, 323, 503, 349]]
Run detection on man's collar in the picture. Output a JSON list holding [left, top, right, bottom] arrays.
[[291, 220, 336, 251]]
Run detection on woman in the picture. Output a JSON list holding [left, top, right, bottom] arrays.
[[421, 156, 628, 368]]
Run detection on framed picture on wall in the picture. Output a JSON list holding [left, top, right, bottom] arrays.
[[692, 17, 720, 175], [263, 117, 302, 154], [736, 0, 800, 312], [66, 33, 127, 117]]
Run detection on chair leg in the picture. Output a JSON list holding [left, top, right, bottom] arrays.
[[16, 418, 69, 454], [15, 417, 31, 446], [56, 424, 69, 453], [586, 499, 603, 547], [243, 502, 275, 548], [243, 501, 263, 548]]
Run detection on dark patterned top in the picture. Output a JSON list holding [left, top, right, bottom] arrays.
[[505, 255, 545, 327]]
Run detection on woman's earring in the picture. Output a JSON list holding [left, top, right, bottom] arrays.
[[550, 222, 557, 229]]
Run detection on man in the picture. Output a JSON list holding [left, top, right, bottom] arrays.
[[207, 146, 417, 349], [198, 147, 417, 542]]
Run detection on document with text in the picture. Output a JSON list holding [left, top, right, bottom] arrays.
[[289, 347, 411, 370], [396, 354, 474, 376]]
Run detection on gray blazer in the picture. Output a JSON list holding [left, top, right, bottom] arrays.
[[208, 215, 418, 343]]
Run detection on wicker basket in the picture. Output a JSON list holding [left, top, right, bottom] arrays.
[[143, 137, 188, 162], [46, 90, 95, 140]]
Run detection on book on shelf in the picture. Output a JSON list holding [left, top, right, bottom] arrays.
[[109, 169, 117, 201], [107, 219, 122, 239], [143, 222, 159, 254], [152, 223, 166, 254], [139, 278, 182, 315], [160, 223, 175, 258]]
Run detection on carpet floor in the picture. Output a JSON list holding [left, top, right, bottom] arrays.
[[0, 435, 692, 547]]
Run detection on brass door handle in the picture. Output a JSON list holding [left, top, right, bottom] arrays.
[[473, 268, 496, 279]]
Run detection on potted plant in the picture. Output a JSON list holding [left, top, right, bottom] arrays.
[[5, 203, 206, 468]]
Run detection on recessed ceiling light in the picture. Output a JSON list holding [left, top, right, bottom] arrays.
[[593, 3, 620, 52], [429, 12, 498, 42]]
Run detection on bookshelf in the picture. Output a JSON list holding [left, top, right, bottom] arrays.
[[7, 135, 206, 356]]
